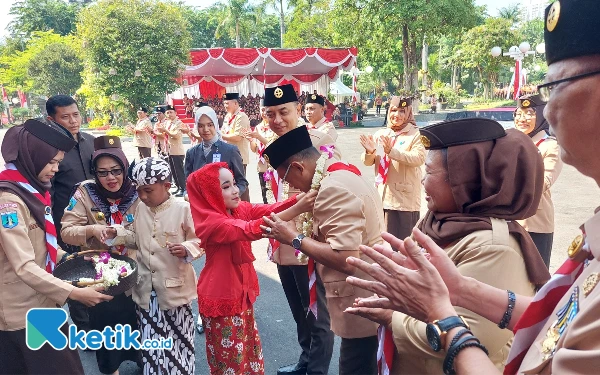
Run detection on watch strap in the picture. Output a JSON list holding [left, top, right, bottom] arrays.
[[435, 316, 469, 333]]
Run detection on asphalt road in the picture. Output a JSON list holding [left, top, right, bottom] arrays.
[[0, 123, 596, 375]]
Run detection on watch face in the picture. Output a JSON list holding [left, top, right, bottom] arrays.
[[292, 238, 301, 250], [426, 323, 442, 352]]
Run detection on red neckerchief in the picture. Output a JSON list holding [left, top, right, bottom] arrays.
[[109, 199, 127, 255], [327, 162, 362, 176]]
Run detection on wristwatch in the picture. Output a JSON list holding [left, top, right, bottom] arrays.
[[292, 234, 306, 250], [426, 315, 469, 352]]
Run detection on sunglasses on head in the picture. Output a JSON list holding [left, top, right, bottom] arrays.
[[96, 168, 123, 177]]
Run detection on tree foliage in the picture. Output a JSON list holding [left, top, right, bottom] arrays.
[[8, 0, 79, 37], [77, 0, 191, 116], [214, 0, 263, 48]]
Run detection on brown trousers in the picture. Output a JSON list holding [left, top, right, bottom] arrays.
[[137, 147, 151, 160], [384, 210, 420, 241]]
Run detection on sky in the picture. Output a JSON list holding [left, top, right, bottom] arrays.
[[0, 0, 506, 38]]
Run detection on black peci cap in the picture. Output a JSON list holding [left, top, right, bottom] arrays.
[[223, 93, 239, 101], [263, 84, 298, 107], [263, 126, 313, 169], [419, 118, 507, 150], [306, 94, 325, 106], [544, 0, 600, 65], [165, 105, 175, 111], [138, 107, 148, 113], [154, 106, 166, 113]]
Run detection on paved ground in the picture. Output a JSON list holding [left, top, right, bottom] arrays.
[[0, 124, 596, 374]]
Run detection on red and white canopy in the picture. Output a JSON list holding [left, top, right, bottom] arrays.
[[179, 47, 358, 88]]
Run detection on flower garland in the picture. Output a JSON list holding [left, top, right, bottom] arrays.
[[79, 252, 133, 288], [295, 152, 328, 262]]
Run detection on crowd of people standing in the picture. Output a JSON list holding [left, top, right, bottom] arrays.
[[1, 2, 600, 375]]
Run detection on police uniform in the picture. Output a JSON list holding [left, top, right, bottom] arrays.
[[264, 124, 382, 375], [164, 105, 187, 194], [222, 93, 251, 201], [514, 95, 563, 268], [305, 94, 338, 141], [133, 107, 153, 159], [263, 85, 336, 375]]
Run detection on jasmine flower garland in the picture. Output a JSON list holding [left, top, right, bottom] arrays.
[[79, 252, 132, 288]]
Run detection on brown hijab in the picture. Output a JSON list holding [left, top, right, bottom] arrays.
[[385, 96, 416, 130], [418, 129, 551, 287], [0, 119, 76, 228]]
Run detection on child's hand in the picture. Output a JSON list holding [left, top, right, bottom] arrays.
[[101, 227, 117, 243], [295, 190, 317, 213], [166, 242, 188, 258]]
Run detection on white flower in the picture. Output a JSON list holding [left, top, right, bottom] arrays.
[[224, 368, 235, 375], [232, 316, 243, 327], [221, 338, 234, 348], [236, 343, 243, 352], [250, 362, 261, 372]]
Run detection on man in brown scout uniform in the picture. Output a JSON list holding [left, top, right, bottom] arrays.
[[160, 104, 188, 197], [251, 84, 339, 375], [343, 2, 600, 374], [262, 125, 383, 375], [131, 106, 153, 159], [304, 93, 338, 141], [221, 92, 251, 201]]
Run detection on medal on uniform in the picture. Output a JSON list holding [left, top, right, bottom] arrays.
[[568, 234, 584, 259], [96, 212, 105, 221], [583, 273, 599, 297], [541, 286, 579, 360]]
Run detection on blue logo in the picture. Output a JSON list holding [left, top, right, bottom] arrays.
[[26, 308, 172, 351], [1, 211, 18, 228]]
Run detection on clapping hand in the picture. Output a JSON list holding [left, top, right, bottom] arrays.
[[345, 295, 394, 328], [381, 136, 394, 155], [360, 135, 376, 154]]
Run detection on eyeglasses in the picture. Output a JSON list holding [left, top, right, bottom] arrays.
[[282, 163, 293, 182], [537, 69, 600, 102], [96, 168, 123, 177], [514, 110, 535, 120]]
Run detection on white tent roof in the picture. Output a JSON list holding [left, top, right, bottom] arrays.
[[329, 79, 355, 96]]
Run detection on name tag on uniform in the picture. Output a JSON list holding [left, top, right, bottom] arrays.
[[212, 153, 221, 163]]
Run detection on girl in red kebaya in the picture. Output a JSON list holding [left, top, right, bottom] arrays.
[[187, 162, 315, 375]]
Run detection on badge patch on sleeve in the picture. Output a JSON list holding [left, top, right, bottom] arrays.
[[125, 214, 134, 223], [1, 211, 18, 229], [67, 197, 77, 211]]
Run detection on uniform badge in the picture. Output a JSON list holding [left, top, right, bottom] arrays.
[[274, 87, 284, 99], [96, 212, 105, 221], [420, 135, 431, 148], [109, 138, 115, 145], [311, 94, 317, 100], [67, 197, 77, 211], [263, 153, 270, 165], [568, 234, 584, 259], [1, 211, 18, 229], [541, 286, 579, 360], [125, 214, 134, 223], [522, 99, 531, 108], [546, 1, 560, 32], [583, 273, 599, 297], [44, 206, 51, 216], [401, 101, 407, 107]]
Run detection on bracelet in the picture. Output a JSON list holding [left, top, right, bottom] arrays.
[[443, 338, 489, 375], [447, 328, 473, 350], [498, 290, 516, 329]]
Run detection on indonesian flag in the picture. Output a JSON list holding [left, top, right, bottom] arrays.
[[513, 60, 524, 100]]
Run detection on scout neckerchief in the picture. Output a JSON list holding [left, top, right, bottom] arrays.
[[306, 116, 326, 130], [305, 162, 363, 317], [256, 122, 271, 165], [82, 183, 138, 255], [377, 325, 396, 375], [504, 233, 587, 374], [222, 109, 240, 135], [265, 169, 285, 262], [375, 127, 413, 186], [154, 119, 168, 158], [0, 163, 57, 273], [535, 134, 549, 147]]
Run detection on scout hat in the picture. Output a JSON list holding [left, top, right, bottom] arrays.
[[263, 84, 298, 107], [389, 96, 412, 108], [223, 93, 239, 101], [306, 93, 325, 106], [137, 106, 148, 113], [195, 101, 208, 108], [544, 0, 600, 64], [165, 105, 176, 111], [419, 118, 506, 150], [92, 135, 128, 171], [263, 125, 312, 169], [23, 119, 77, 152], [517, 94, 544, 109], [154, 105, 166, 113]]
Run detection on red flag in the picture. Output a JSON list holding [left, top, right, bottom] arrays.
[[513, 60, 522, 100]]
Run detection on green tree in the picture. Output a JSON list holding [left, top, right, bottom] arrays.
[[77, 0, 191, 117], [284, 0, 334, 47], [8, 0, 79, 37], [261, 0, 287, 48], [214, 0, 262, 48], [456, 17, 519, 99], [498, 3, 521, 24], [28, 43, 83, 96], [183, 5, 235, 48]]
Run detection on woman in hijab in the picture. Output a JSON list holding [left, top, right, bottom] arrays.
[[360, 96, 426, 241], [187, 162, 315, 375], [0, 119, 112, 374], [61, 135, 140, 375], [514, 94, 563, 268], [347, 119, 550, 374]]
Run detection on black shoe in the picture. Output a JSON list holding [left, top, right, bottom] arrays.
[[277, 363, 307, 375], [197, 323, 204, 334], [175, 189, 186, 197]]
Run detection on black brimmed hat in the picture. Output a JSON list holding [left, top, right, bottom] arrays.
[[223, 93, 240, 101], [419, 118, 506, 150], [263, 84, 298, 107], [263, 126, 313, 169], [306, 94, 325, 106]]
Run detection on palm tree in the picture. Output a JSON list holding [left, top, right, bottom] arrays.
[[215, 0, 261, 48], [262, 0, 286, 48], [498, 4, 521, 25]]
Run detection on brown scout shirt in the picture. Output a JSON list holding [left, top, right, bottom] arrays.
[[518, 134, 563, 234], [250, 122, 274, 174], [390, 218, 535, 374], [313, 158, 383, 339], [223, 110, 251, 164], [112, 196, 203, 310], [133, 118, 153, 148], [165, 118, 186, 156], [518, 211, 600, 374], [0, 191, 74, 331], [310, 117, 338, 142], [362, 125, 425, 212], [271, 129, 342, 266]]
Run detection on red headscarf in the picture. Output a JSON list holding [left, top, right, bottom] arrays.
[[187, 162, 254, 264]]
